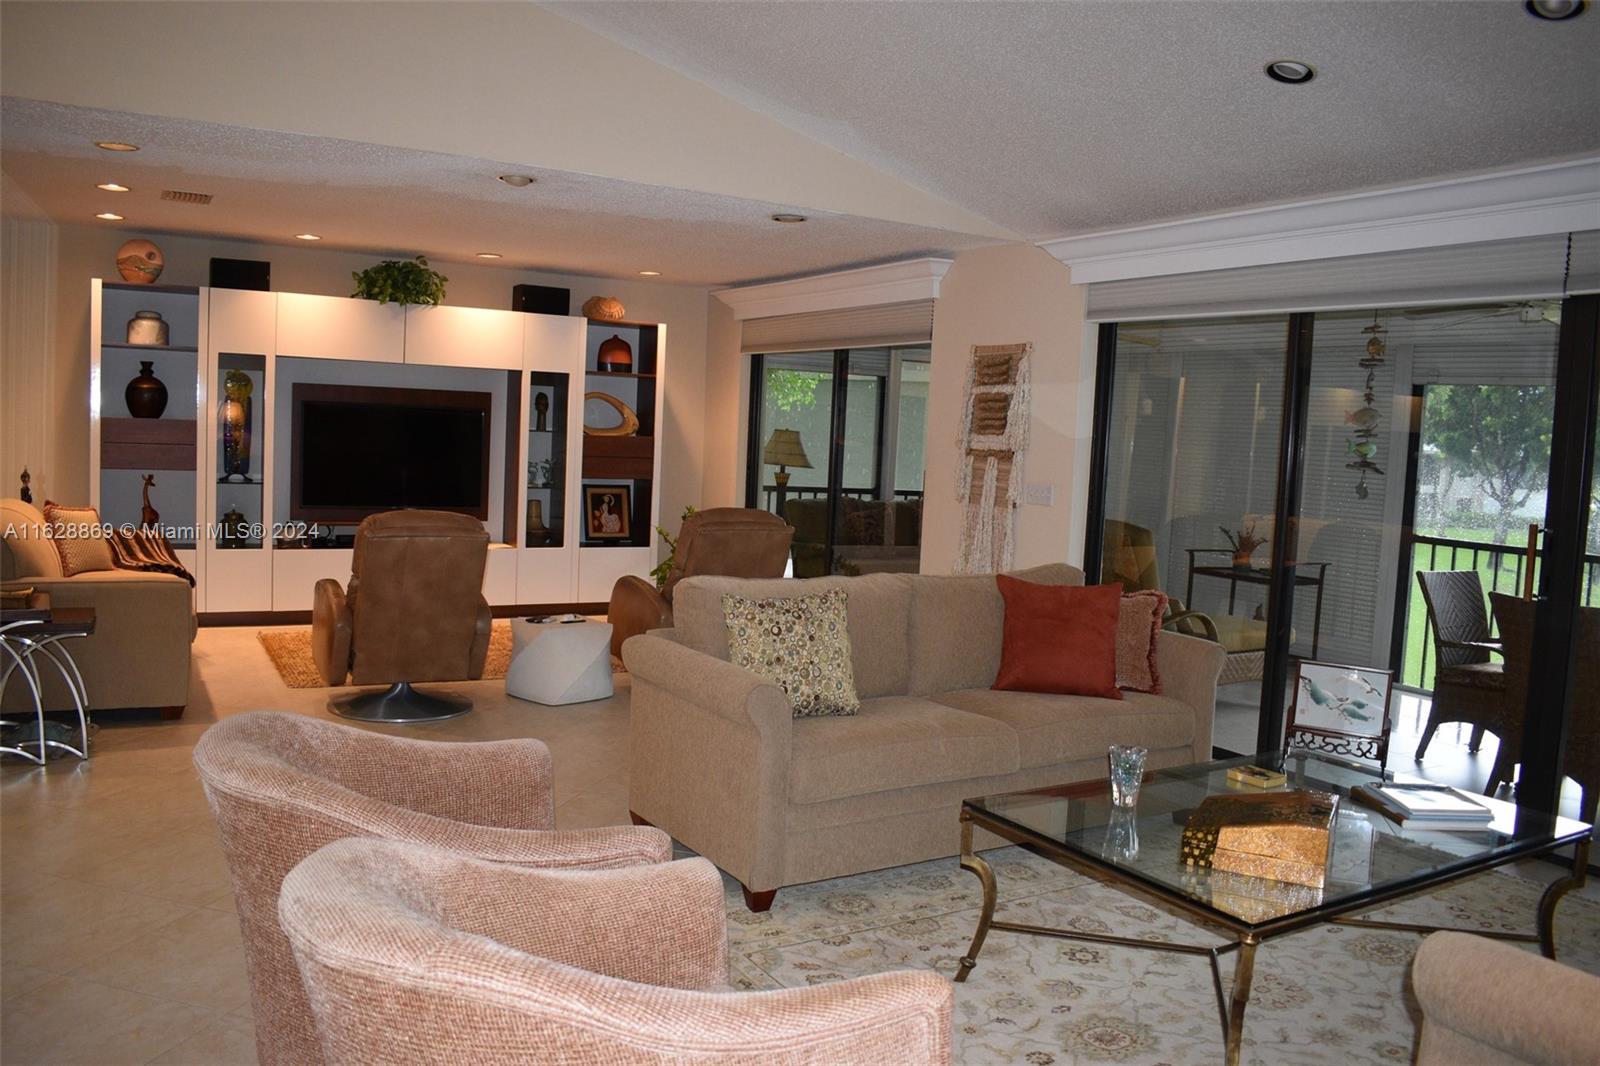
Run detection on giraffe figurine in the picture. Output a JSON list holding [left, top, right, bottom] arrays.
[[140, 474, 160, 530]]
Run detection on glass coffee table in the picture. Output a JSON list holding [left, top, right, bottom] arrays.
[[956, 753, 1591, 1066]]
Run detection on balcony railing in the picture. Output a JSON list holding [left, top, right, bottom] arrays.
[[759, 486, 924, 512], [1402, 532, 1600, 691]]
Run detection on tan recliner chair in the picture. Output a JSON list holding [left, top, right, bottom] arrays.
[[607, 507, 794, 657], [312, 510, 491, 722]]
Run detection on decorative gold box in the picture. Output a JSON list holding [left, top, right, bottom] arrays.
[[1180, 790, 1338, 889], [1204, 869, 1325, 923]]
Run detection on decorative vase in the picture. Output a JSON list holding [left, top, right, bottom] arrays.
[[219, 371, 255, 482], [1232, 551, 1253, 570], [126, 310, 169, 346], [116, 239, 165, 285], [597, 335, 634, 373], [526, 499, 552, 546], [125, 361, 169, 418]]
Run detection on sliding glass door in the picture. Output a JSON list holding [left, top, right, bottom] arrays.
[[1088, 296, 1597, 826], [748, 346, 930, 576]]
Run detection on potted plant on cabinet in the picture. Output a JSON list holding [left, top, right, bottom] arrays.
[[350, 255, 448, 306]]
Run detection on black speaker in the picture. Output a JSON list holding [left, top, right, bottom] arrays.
[[209, 258, 271, 291], [512, 284, 570, 316]]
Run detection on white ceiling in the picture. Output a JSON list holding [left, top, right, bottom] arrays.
[[2, 2, 1596, 286], [0, 99, 996, 286], [550, 0, 1600, 239]]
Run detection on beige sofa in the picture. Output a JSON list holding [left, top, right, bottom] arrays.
[[623, 563, 1226, 910], [1, 498, 194, 716]]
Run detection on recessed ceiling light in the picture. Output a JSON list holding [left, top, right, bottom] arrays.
[[475, 252, 502, 259], [497, 174, 536, 187], [94, 141, 140, 152], [96, 182, 131, 192], [295, 233, 322, 241], [1525, 0, 1585, 19], [638, 270, 661, 276], [770, 213, 808, 224], [1265, 60, 1316, 84], [95, 212, 124, 221]]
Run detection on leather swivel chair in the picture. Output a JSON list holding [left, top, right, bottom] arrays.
[[607, 508, 794, 657], [312, 510, 491, 722]]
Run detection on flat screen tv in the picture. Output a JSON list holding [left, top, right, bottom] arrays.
[[291, 383, 492, 523]]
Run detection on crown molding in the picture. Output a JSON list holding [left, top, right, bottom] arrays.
[[714, 257, 953, 320], [1040, 158, 1600, 284]]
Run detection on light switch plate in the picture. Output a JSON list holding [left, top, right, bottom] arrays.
[[1024, 482, 1055, 506]]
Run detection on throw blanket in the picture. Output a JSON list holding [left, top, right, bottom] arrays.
[[110, 529, 195, 587]]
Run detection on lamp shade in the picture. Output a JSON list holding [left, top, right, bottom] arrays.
[[762, 428, 813, 469]]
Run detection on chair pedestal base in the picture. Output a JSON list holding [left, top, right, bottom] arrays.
[[330, 683, 472, 724]]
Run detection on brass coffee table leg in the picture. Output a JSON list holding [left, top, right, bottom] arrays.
[[1538, 837, 1591, 960], [955, 814, 997, 983], [1224, 934, 1259, 1066]]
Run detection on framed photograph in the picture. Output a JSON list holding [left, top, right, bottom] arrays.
[[1286, 659, 1395, 768], [584, 485, 632, 541]]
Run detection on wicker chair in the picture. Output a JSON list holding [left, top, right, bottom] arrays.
[[193, 712, 671, 1066], [1487, 593, 1599, 822], [279, 837, 954, 1064], [1414, 571, 1509, 760]]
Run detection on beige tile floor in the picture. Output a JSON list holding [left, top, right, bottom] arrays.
[[6, 626, 1596, 1064], [1, 625, 635, 1065]]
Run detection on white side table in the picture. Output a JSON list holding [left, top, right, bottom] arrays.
[[506, 618, 614, 705]]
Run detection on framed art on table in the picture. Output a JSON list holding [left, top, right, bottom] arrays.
[[1285, 659, 1395, 769]]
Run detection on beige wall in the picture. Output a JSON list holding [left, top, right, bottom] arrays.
[[921, 243, 1093, 574], [31, 225, 714, 548]]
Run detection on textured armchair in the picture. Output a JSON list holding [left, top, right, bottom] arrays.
[[193, 711, 671, 1066], [279, 837, 954, 1065], [312, 509, 492, 721], [1415, 570, 1508, 759], [1488, 593, 1598, 822], [607, 507, 794, 656], [1414, 931, 1600, 1065]]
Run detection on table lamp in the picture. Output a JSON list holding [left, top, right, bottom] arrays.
[[762, 429, 812, 489]]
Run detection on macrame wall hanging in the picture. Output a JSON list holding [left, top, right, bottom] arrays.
[[955, 342, 1031, 573]]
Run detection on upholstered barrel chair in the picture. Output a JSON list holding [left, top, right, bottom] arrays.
[[607, 507, 794, 656], [1414, 931, 1600, 1065], [193, 711, 671, 1066], [279, 837, 954, 1064], [312, 509, 492, 722]]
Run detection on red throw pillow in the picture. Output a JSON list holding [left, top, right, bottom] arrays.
[[993, 575, 1123, 699], [1117, 589, 1167, 694]]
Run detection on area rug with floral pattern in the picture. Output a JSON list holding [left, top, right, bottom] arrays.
[[711, 845, 1599, 1065]]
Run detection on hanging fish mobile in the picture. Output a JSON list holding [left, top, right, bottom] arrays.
[[1345, 317, 1387, 499]]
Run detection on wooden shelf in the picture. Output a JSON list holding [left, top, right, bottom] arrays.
[[101, 418, 197, 470], [586, 371, 655, 380], [584, 318, 659, 330], [103, 342, 200, 354], [582, 435, 653, 479], [104, 283, 200, 295]]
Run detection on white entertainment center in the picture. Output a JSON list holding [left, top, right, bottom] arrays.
[[89, 279, 665, 618]]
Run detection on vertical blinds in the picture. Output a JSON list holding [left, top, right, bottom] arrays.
[[1086, 231, 1600, 321], [739, 299, 935, 354]]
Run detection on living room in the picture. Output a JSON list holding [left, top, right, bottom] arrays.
[[2, 2, 1599, 1064]]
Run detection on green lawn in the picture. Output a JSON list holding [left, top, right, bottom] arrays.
[[1400, 525, 1599, 690]]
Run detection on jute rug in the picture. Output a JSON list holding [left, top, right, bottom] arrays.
[[716, 844, 1600, 1065], [258, 621, 515, 688]]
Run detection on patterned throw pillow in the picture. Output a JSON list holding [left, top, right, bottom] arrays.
[[722, 588, 860, 717], [41, 501, 116, 577], [1117, 589, 1168, 694]]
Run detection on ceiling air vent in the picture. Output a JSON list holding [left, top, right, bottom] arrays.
[[160, 189, 213, 205]]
